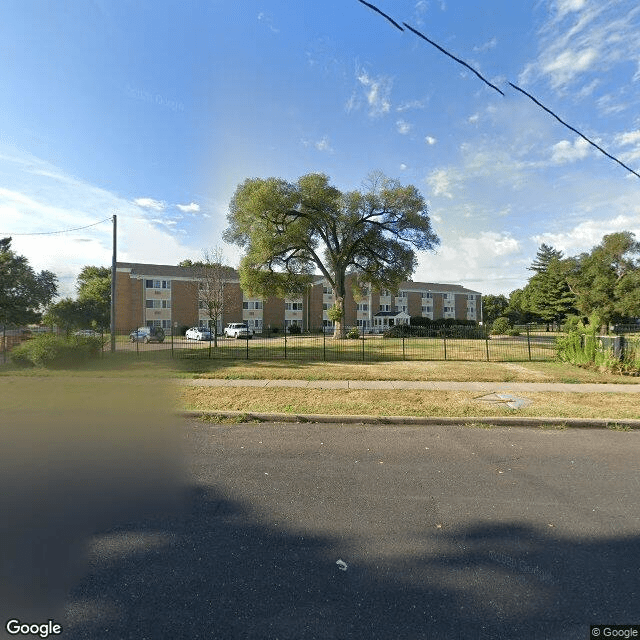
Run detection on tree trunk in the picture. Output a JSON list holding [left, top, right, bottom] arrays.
[[333, 295, 346, 339]]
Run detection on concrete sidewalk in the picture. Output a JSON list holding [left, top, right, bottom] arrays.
[[185, 378, 640, 393]]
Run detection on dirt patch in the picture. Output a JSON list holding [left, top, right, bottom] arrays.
[[500, 363, 550, 380]]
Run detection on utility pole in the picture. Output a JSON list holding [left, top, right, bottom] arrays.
[[110, 214, 117, 353]]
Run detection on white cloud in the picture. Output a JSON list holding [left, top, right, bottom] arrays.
[[473, 37, 497, 53], [315, 136, 333, 152], [414, 232, 522, 295], [396, 99, 426, 112], [0, 152, 192, 299], [399, 163, 407, 171], [532, 213, 640, 255], [425, 136, 437, 145], [176, 202, 200, 213], [301, 136, 334, 153], [134, 197, 165, 211], [615, 130, 640, 146], [468, 113, 480, 124], [542, 47, 598, 86], [257, 12, 279, 33], [426, 168, 456, 199], [354, 68, 393, 118], [550, 137, 590, 164], [396, 120, 412, 135], [521, 2, 640, 92], [556, 0, 587, 19]]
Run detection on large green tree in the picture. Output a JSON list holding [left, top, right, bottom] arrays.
[[481, 294, 509, 326], [525, 255, 577, 326], [566, 231, 640, 328], [224, 172, 439, 338], [76, 265, 111, 328], [44, 265, 111, 332], [0, 237, 57, 326], [527, 243, 564, 274]]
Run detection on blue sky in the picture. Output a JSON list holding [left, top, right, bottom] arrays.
[[1, 0, 639, 298]]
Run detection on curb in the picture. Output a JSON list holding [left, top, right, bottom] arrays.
[[180, 410, 640, 429]]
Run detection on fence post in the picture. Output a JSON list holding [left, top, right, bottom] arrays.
[[443, 327, 447, 360], [526, 324, 532, 361], [323, 329, 326, 361], [284, 331, 287, 359], [362, 330, 365, 361], [402, 335, 405, 360], [171, 326, 174, 358], [485, 325, 490, 361], [246, 334, 250, 359]]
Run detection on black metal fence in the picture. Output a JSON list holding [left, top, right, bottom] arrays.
[[108, 325, 559, 363]]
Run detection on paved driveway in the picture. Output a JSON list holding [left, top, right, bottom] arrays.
[[60, 422, 640, 639]]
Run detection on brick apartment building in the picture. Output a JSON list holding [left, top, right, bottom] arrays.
[[115, 262, 482, 334]]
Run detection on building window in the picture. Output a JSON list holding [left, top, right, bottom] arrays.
[[379, 304, 390, 312], [145, 279, 170, 289], [323, 286, 332, 295], [243, 301, 263, 310], [421, 306, 432, 313], [444, 306, 454, 313], [162, 300, 170, 309], [422, 292, 432, 299], [285, 302, 303, 311], [356, 303, 368, 311]]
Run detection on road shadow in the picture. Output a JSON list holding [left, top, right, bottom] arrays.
[[60, 485, 640, 639]]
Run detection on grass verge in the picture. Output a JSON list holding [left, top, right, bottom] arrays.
[[179, 387, 640, 420]]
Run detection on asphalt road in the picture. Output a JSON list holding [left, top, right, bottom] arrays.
[[56, 422, 640, 639]]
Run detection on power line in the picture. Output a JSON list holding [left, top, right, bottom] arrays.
[[1, 216, 113, 236], [357, 0, 404, 32], [356, 0, 640, 180], [402, 22, 504, 96], [508, 82, 640, 180]]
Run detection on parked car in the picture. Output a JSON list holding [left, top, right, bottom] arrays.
[[185, 326, 212, 341], [74, 329, 102, 337], [224, 323, 253, 339], [129, 327, 165, 343]]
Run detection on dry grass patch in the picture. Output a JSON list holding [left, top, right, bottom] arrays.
[[178, 359, 640, 384], [179, 387, 640, 420]]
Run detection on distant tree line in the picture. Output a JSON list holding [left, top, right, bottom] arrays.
[[483, 231, 640, 332]]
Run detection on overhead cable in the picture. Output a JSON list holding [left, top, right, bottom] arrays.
[[356, 0, 639, 180], [0, 216, 113, 236]]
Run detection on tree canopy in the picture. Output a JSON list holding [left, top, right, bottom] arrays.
[[44, 265, 111, 331], [224, 172, 439, 337], [565, 231, 640, 326], [0, 237, 57, 326], [481, 294, 509, 326]]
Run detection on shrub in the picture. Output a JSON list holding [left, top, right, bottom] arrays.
[[10, 334, 102, 368], [409, 316, 432, 327], [491, 317, 512, 335], [287, 324, 302, 335], [346, 327, 360, 339]]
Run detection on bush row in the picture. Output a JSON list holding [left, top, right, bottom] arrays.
[[382, 324, 486, 339], [10, 334, 103, 368]]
